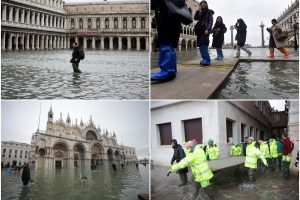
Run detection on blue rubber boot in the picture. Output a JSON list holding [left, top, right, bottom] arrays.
[[199, 46, 205, 64], [200, 46, 211, 65], [216, 48, 224, 60], [151, 44, 176, 81]]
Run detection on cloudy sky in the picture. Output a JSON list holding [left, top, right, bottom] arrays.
[[196, 0, 296, 46], [1, 101, 149, 158], [269, 100, 286, 111]]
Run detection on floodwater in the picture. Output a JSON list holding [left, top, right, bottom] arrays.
[[151, 165, 299, 200], [2, 50, 149, 99], [1, 164, 149, 200], [151, 48, 299, 99]]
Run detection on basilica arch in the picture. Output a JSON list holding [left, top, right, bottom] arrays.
[[73, 143, 86, 167], [52, 141, 70, 169], [91, 142, 105, 167]]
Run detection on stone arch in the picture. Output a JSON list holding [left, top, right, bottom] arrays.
[[18, 35, 23, 49], [107, 148, 114, 161], [104, 37, 109, 49], [78, 37, 84, 48], [11, 35, 17, 50], [115, 150, 121, 161], [181, 39, 187, 51], [53, 141, 70, 168], [122, 37, 127, 50], [73, 143, 86, 167], [131, 37, 137, 49], [95, 38, 101, 50], [187, 39, 192, 50], [69, 37, 75, 49], [37, 148, 46, 169], [193, 40, 197, 48], [91, 142, 105, 167], [86, 130, 98, 141], [113, 37, 118, 50], [140, 37, 146, 50], [87, 38, 92, 49]]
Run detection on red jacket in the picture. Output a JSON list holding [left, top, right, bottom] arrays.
[[282, 137, 292, 155]]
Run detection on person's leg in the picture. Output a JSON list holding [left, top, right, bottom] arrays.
[[151, 44, 176, 80], [272, 158, 277, 171], [200, 45, 210, 65], [219, 48, 224, 60], [183, 172, 188, 185], [76, 63, 82, 73], [268, 48, 275, 58], [241, 46, 252, 56], [248, 168, 254, 181], [193, 180, 201, 200], [278, 155, 282, 170], [199, 46, 205, 64], [278, 47, 289, 58], [215, 48, 220, 60], [178, 173, 186, 186], [234, 45, 241, 58], [282, 161, 289, 179]]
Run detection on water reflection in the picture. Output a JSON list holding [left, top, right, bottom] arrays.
[[2, 50, 149, 99], [2, 165, 149, 200]]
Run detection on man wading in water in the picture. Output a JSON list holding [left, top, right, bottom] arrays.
[[70, 42, 84, 73]]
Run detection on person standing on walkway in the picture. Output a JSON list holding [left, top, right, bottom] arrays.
[[169, 140, 214, 199], [245, 137, 267, 181], [203, 139, 219, 160], [150, 0, 183, 81], [266, 19, 289, 58], [194, 0, 214, 65], [230, 142, 242, 157], [269, 137, 279, 171], [234, 18, 252, 58], [70, 42, 83, 73], [281, 133, 292, 180], [170, 139, 188, 186], [258, 140, 271, 172], [212, 16, 227, 60]]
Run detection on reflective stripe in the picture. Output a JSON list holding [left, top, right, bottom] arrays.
[[197, 169, 210, 176], [192, 161, 206, 167], [245, 161, 256, 165], [247, 155, 257, 159]]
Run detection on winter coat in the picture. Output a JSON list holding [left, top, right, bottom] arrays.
[[194, 9, 214, 46], [171, 144, 188, 173], [21, 166, 30, 184], [151, 0, 182, 48], [282, 137, 292, 156], [271, 24, 287, 48], [235, 23, 247, 47], [212, 22, 227, 48], [267, 27, 277, 49], [71, 47, 81, 63]]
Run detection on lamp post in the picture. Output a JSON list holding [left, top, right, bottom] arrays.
[[260, 21, 265, 47], [230, 25, 234, 48]]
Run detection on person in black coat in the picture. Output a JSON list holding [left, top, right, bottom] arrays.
[[70, 42, 82, 73], [171, 139, 188, 186], [234, 18, 252, 58], [212, 16, 227, 60], [150, 0, 182, 81], [21, 163, 31, 186], [194, 1, 214, 65]]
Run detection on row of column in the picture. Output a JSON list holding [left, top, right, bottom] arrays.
[[182, 25, 196, 36], [2, 32, 67, 50], [2, 4, 66, 29]]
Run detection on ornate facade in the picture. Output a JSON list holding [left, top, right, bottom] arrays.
[[1, 0, 149, 51], [30, 107, 137, 169], [277, 0, 299, 47]]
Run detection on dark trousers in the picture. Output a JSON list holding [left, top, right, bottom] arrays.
[[278, 155, 282, 170], [179, 172, 187, 185], [23, 180, 29, 186], [72, 62, 81, 73], [193, 180, 211, 200], [282, 161, 291, 180], [271, 158, 277, 171], [248, 168, 256, 182]]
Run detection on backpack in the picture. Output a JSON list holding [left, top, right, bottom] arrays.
[[79, 49, 85, 60]]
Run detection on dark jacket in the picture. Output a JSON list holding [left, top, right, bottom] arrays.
[[152, 0, 182, 48], [171, 144, 188, 173], [21, 166, 30, 184], [71, 47, 81, 63], [235, 20, 247, 47], [194, 9, 214, 46], [212, 22, 227, 48]]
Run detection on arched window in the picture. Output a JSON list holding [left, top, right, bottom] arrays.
[[71, 18, 75, 29], [123, 17, 127, 29], [88, 18, 92, 29], [79, 18, 83, 29], [105, 18, 109, 29], [114, 18, 118, 29], [141, 17, 145, 29], [96, 18, 100, 29], [132, 17, 136, 29]]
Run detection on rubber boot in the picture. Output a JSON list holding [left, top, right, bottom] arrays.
[[268, 48, 275, 58], [200, 45, 211, 65], [217, 48, 224, 60], [241, 46, 252, 56], [72, 63, 82, 73], [151, 44, 176, 81], [278, 47, 289, 58], [234, 46, 241, 58], [215, 48, 221, 60]]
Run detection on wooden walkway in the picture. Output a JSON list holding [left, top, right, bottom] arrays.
[[151, 56, 299, 99]]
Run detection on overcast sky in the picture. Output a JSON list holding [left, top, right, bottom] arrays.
[[1, 101, 149, 159], [269, 100, 286, 111], [194, 0, 295, 46]]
